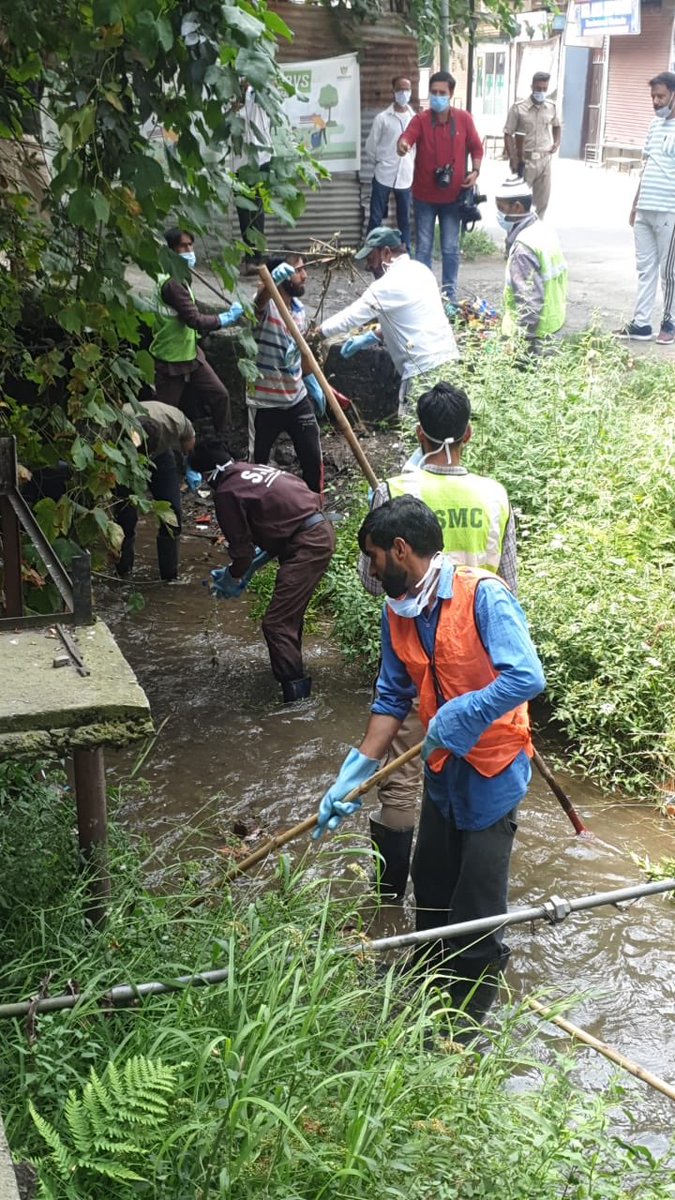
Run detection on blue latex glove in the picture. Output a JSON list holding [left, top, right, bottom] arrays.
[[421, 702, 482, 764], [303, 374, 326, 418], [219, 302, 244, 328], [340, 330, 380, 358], [185, 468, 203, 492], [271, 262, 295, 285], [238, 547, 272, 590], [209, 566, 245, 600], [312, 748, 379, 840]]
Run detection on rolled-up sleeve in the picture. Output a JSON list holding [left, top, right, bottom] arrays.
[[371, 607, 417, 721], [432, 579, 545, 757]]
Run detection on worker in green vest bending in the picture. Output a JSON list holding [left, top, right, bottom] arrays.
[[496, 176, 567, 354], [357, 381, 517, 901], [150, 228, 235, 443]]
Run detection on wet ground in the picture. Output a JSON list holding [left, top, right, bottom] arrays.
[[101, 503, 675, 1154]]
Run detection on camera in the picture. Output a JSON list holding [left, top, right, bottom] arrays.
[[434, 163, 454, 188], [457, 187, 487, 231]]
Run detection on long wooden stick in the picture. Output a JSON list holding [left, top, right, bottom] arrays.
[[223, 741, 424, 881], [258, 265, 379, 490], [532, 748, 590, 836], [525, 996, 675, 1103]]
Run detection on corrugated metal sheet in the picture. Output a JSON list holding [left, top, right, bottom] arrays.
[[604, 4, 673, 147], [264, 0, 419, 247]]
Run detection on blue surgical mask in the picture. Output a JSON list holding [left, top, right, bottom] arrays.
[[386, 553, 444, 619], [394, 89, 411, 107], [430, 94, 451, 114], [496, 211, 514, 231], [532, 90, 547, 104], [180, 251, 196, 269]]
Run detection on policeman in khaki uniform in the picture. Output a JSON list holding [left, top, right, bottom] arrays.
[[356, 382, 517, 902], [504, 71, 561, 219]]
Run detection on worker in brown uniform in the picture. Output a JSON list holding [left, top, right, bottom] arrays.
[[190, 441, 335, 703], [503, 73, 561, 220]]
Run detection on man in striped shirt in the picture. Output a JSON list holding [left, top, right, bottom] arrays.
[[248, 254, 324, 494], [617, 72, 675, 345]]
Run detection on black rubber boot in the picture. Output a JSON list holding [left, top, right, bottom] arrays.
[[157, 534, 179, 581], [369, 818, 414, 904], [281, 676, 312, 703], [448, 948, 511, 1030]]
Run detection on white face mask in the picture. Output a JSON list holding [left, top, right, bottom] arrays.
[[654, 98, 674, 119], [386, 552, 444, 619], [532, 90, 547, 104], [394, 89, 411, 107], [179, 251, 196, 268]]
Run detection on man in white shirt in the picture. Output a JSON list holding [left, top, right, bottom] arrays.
[[617, 71, 675, 345], [364, 75, 416, 251], [319, 226, 459, 414], [234, 83, 273, 271]]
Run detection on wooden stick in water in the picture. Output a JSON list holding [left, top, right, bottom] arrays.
[[223, 741, 424, 881], [525, 996, 675, 1103]]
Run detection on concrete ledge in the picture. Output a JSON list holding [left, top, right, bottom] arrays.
[[0, 1116, 20, 1200], [0, 619, 152, 760]]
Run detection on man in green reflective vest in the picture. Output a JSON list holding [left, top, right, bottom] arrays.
[[150, 228, 233, 442], [357, 381, 517, 900], [496, 176, 567, 354]]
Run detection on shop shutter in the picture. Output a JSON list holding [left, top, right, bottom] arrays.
[[604, 4, 672, 147]]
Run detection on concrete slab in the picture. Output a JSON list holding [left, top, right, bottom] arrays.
[[0, 1116, 19, 1200], [0, 619, 153, 761]]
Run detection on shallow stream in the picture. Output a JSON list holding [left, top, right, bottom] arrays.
[[103, 523, 675, 1153]]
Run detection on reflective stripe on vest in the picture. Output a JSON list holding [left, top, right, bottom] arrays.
[[502, 220, 568, 338], [386, 469, 509, 573], [388, 566, 532, 777], [149, 274, 198, 362]]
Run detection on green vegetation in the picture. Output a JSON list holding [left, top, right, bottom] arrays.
[[302, 336, 675, 798], [461, 226, 501, 260], [1, 761, 675, 1198], [0, 0, 320, 604]]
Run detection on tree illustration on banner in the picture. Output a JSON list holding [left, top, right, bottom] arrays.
[[319, 84, 339, 125]]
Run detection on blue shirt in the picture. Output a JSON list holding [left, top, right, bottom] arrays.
[[372, 560, 546, 831]]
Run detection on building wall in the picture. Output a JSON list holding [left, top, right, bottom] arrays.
[[263, 0, 419, 249]]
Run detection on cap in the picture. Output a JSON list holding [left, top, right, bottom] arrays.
[[495, 175, 533, 201], [354, 226, 403, 260]]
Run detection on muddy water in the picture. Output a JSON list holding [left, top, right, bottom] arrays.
[[103, 525, 675, 1151]]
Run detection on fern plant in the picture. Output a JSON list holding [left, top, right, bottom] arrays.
[[30, 1054, 178, 1197]]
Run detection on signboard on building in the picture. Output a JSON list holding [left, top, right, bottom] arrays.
[[281, 54, 361, 172], [575, 0, 641, 37]]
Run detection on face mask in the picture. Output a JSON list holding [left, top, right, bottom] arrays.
[[179, 251, 196, 268], [386, 553, 444, 619], [394, 90, 411, 107], [532, 91, 547, 104], [496, 211, 516, 231], [429, 94, 450, 114], [419, 433, 459, 466], [654, 99, 674, 118]]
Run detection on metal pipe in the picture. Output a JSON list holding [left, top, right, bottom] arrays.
[[345, 878, 675, 954], [0, 968, 231, 1020], [439, 0, 450, 73]]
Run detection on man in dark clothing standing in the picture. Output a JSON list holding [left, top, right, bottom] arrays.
[[117, 399, 196, 581], [191, 441, 335, 702], [150, 228, 235, 439], [397, 70, 483, 302]]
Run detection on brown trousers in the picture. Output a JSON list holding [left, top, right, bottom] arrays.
[[523, 156, 551, 220], [375, 702, 425, 829], [262, 520, 335, 682], [154, 357, 230, 439]]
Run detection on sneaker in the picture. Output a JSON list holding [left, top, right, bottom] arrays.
[[614, 321, 653, 340], [656, 322, 675, 345]]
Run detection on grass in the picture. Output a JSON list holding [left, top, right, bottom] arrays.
[[300, 334, 675, 799], [2, 762, 675, 1197]]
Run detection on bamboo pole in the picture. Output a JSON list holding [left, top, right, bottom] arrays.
[[257, 265, 380, 490], [532, 749, 590, 836], [223, 741, 424, 881], [524, 996, 675, 1103]]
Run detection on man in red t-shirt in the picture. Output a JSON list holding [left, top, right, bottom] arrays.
[[397, 70, 483, 303]]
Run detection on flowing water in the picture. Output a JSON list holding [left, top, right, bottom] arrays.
[[103, 524, 675, 1153]]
